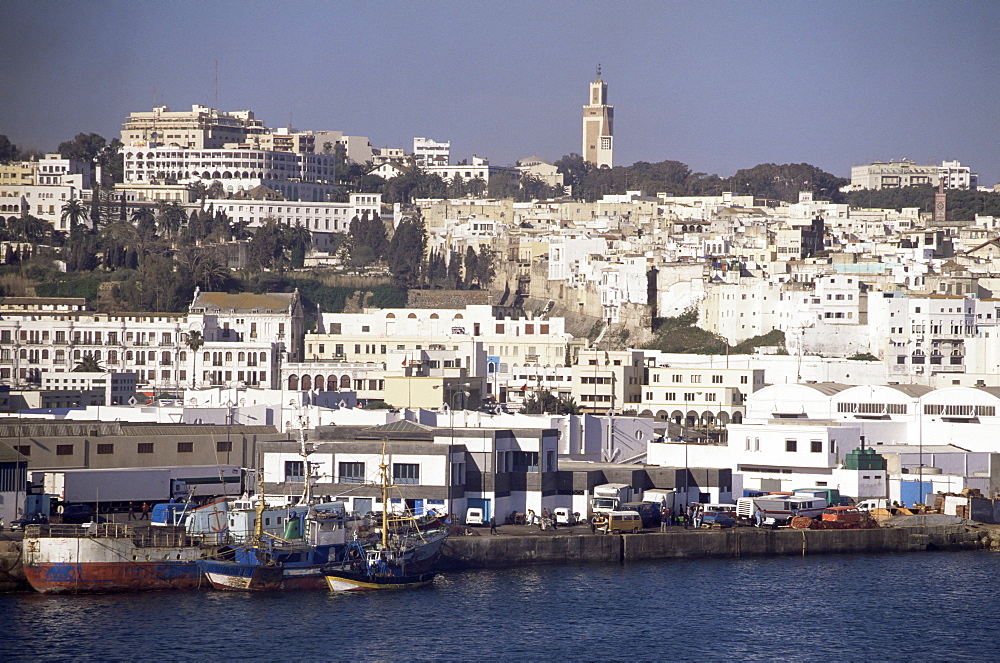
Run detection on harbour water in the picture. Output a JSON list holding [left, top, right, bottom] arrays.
[[3, 550, 999, 661]]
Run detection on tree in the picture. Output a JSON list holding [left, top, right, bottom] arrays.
[[463, 246, 477, 288], [185, 330, 204, 388], [486, 170, 520, 199], [58, 132, 106, 164], [386, 214, 426, 287], [0, 135, 19, 163], [61, 199, 88, 231], [347, 211, 388, 267], [554, 153, 591, 199], [194, 251, 231, 290], [159, 202, 186, 239], [73, 353, 104, 373]]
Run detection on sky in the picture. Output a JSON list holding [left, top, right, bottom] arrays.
[[2, 0, 998, 185]]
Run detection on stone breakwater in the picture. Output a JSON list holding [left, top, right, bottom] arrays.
[[438, 524, 991, 570]]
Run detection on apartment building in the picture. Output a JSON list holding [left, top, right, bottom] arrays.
[[639, 364, 765, 428], [204, 193, 382, 251], [122, 105, 267, 149], [122, 145, 336, 202], [570, 349, 644, 414], [848, 160, 977, 191], [413, 137, 450, 167], [0, 291, 302, 391]]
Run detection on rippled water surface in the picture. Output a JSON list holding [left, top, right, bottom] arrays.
[[3, 551, 999, 661]]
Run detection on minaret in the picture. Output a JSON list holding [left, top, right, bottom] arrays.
[[582, 65, 614, 168]]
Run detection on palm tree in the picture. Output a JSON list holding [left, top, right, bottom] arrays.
[[61, 199, 88, 232], [160, 202, 185, 239], [185, 330, 204, 388], [73, 353, 104, 373], [195, 252, 230, 291]]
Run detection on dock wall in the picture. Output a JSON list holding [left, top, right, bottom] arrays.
[[439, 525, 985, 570]]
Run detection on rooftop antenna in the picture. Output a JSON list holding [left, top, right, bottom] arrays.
[[153, 85, 157, 108], [596, 63, 601, 78], [214, 60, 219, 108]]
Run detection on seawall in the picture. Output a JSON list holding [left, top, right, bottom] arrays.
[[439, 524, 988, 570]]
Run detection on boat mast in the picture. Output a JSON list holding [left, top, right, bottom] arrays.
[[254, 453, 266, 545], [380, 437, 390, 550], [299, 413, 312, 507]]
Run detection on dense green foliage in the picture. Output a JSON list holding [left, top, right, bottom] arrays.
[[645, 310, 786, 355], [842, 185, 1000, 220], [520, 392, 581, 415], [555, 155, 848, 203]]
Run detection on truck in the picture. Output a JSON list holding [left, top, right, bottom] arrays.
[[36, 465, 243, 511], [641, 489, 677, 512], [736, 495, 827, 527], [793, 488, 843, 507], [591, 483, 634, 515]]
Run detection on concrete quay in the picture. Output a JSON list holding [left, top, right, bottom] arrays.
[[438, 521, 994, 570]]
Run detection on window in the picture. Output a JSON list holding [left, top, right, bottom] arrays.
[[684, 393, 695, 401], [216, 441, 233, 452], [511, 451, 539, 473], [712, 375, 723, 384], [97, 444, 114, 454], [785, 439, 797, 452], [740, 375, 748, 384], [285, 460, 304, 481], [57, 444, 73, 456], [177, 442, 193, 453], [138, 443, 154, 454], [810, 440, 822, 453], [393, 463, 420, 484], [339, 462, 365, 483]]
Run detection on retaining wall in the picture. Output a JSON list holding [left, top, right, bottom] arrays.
[[439, 525, 984, 570]]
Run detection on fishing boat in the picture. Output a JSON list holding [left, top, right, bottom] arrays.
[[322, 442, 447, 592], [197, 503, 350, 590], [22, 501, 227, 594], [197, 434, 353, 591]]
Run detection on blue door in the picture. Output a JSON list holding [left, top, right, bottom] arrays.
[[901, 480, 934, 507]]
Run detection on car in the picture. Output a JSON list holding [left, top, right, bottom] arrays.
[[60, 504, 96, 524], [10, 513, 49, 531]]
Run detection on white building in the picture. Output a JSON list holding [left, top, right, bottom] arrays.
[[413, 137, 450, 168], [847, 160, 977, 191], [122, 146, 336, 202], [122, 105, 266, 150]]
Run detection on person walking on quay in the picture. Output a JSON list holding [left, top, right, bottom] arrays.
[[527, 509, 537, 526], [489, 516, 498, 535], [127, 502, 136, 520], [140, 502, 150, 520]]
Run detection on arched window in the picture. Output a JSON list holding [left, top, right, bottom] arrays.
[[288, 375, 299, 390], [340, 375, 351, 389], [238, 352, 245, 362], [225, 352, 233, 362], [314, 375, 324, 391], [327, 375, 338, 391], [301, 375, 312, 390]]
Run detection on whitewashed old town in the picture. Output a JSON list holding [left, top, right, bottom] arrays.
[[2, 68, 1000, 581]]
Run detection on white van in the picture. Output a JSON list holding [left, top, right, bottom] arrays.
[[553, 507, 577, 525], [856, 498, 891, 512], [465, 507, 485, 525]]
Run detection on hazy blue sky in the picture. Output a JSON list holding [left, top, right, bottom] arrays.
[[2, 1, 998, 185]]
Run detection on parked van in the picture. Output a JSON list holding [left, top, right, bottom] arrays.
[[553, 507, 578, 525], [620, 502, 661, 527], [465, 507, 485, 525], [856, 499, 891, 512], [603, 511, 643, 534]]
